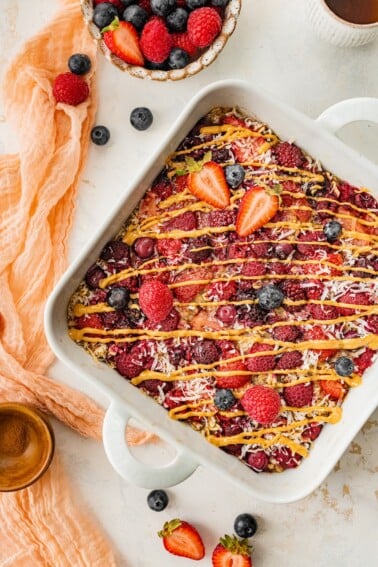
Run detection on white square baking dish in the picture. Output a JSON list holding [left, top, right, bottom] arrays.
[[45, 80, 378, 503]]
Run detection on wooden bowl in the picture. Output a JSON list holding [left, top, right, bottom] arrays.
[[81, 0, 242, 81]]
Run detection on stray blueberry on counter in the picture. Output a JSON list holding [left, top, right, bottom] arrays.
[[106, 287, 130, 310], [168, 47, 190, 69], [130, 107, 153, 131], [147, 489, 169, 511], [214, 389, 236, 410], [93, 3, 118, 29], [225, 164, 245, 189], [335, 356, 355, 377], [68, 53, 91, 75], [234, 513, 258, 538], [323, 220, 342, 242], [91, 125, 110, 146]]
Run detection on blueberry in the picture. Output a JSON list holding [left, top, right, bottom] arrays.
[[91, 125, 110, 146], [168, 47, 190, 69], [256, 285, 284, 310], [123, 5, 148, 32], [211, 0, 230, 6], [335, 356, 355, 377], [147, 489, 169, 511], [225, 164, 245, 189], [166, 7, 189, 32], [130, 107, 153, 131], [186, 0, 207, 8], [234, 513, 258, 538], [68, 53, 91, 75], [93, 3, 118, 29], [323, 220, 342, 242], [145, 59, 169, 71], [150, 0, 176, 17], [214, 389, 236, 410], [106, 287, 130, 310]]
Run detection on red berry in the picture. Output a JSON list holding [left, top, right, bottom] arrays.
[[272, 447, 301, 469], [247, 450, 269, 472], [338, 181, 356, 202], [273, 142, 305, 168], [53, 72, 89, 106], [354, 191, 377, 210], [283, 382, 313, 407], [187, 7, 222, 49], [216, 360, 250, 389], [140, 18, 172, 63], [147, 308, 180, 331], [139, 280, 173, 322], [354, 348, 375, 373], [308, 304, 339, 321], [249, 241, 270, 257], [241, 385, 281, 425], [133, 237, 155, 259], [367, 314, 378, 334], [276, 351, 303, 370], [139, 0, 152, 14], [281, 280, 306, 301], [94, 0, 124, 10], [197, 209, 235, 228], [216, 305, 237, 324], [337, 291, 370, 316], [101, 240, 130, 262], [207, 280, 237, 301], [173, 268, 210, 302], [305, 279, 324, 301], [242, 261, 266, 277], [115, 352, 143, 379], [245, 343, 276, 372], [272, 325, 301, 342], [193, 340, 220, 364], [171, 32, 198, 57], [302, 422, 322, 441], [75, 313, 102, 329], [296, 231, 326, 257], [157, 238, 182, 256], [164, 211, 197, 231]]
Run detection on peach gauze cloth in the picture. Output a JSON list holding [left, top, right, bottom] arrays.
[[0, 0, 153, 564]]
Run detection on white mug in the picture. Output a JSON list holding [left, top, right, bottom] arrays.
[[306, 0, 378, 47]]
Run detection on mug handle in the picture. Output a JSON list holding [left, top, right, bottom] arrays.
[[317, 97, 378, 133], [103, 401, 198, 488]]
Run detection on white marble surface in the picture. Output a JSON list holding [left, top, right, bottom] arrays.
[[1, 1, 378, 566]]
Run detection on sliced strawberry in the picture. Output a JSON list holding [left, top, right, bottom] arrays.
[[102, 18, 144, 66], [188, 160, 230, 209], [319, 379, 345, 400], [236, 186, 279, 237], [232, 136, 266, 162], [212, 535, 253, 567], [158, 519, 205, 561]]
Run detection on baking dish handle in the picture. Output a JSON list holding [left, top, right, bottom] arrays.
[[317, 97, 378, 133], [103, 401, 198, 488]]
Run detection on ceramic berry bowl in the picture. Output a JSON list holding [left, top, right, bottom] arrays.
[[81, 0, 242, 81]]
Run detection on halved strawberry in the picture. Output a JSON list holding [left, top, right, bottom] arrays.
[[158, 519, 205, 561], [184, 153, 230, 209], [232, 136, 266, 162], [236, 186, 279, 237], [102, 18, 144, 66], [212, 535, 253, 567]]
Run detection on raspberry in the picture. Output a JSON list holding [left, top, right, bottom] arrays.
[[282, 180, 302, 193], [297, 231, 326, 257], [187, 7, 222, 48], [101, 240, 130, 262], [245, 343, 275, 372], [53, 72, 89, 106], [75, 313, 102, 329], [305, 279, 324, 300], [237, 305, 265, 329], [249, 241, 271, 257], [215, 360, 250, 389], [173, 268, 210, 302], [367, 314, 378, 334], [354, 348, 375, 373], [157, 238, 182, 256], [227, 242, 248, 259], [272, 448, 301, 469], [139, 280, 173, 322], [283, 382, 313, 407], [241, 385, 281, 425], [281, 280, 306, 301], [140, 17, 172, 63], [171, 32, 198, 57], [139, 0, 152, 13], [197, 209, 235, 228], [164, 211, 197, 231], [147, 307, 180, 331], [273, 142, 305, 168], [337, 291, 370, 316], [272, 325, 300, 342], [193, 339, 220, 364], [354, 191, 378, 210], [303, 326, 336, 361], [276, 351, 303, 370], [184, 236, 211, 263], [115, 352, 143, 379], [151, 180, 173, 200], [338, 182, 355, 202], [302, 422, 322, 441], [247, 451, 269, 472], [207, 280, 237, 301], [102, 311, 129, 330], [242, 261, 266, 277], [141, 379, 172, 395], [308, 304, 339, 321]]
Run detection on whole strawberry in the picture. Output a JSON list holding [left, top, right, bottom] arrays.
[[53, 72, 89, 106], [212, 534, 253, 567], [188, 7, 222, 48], [158, 518, 205, 560], [241, 385, 281, 425], [138, 280, 173, 322], [140, 17, 173, 63]]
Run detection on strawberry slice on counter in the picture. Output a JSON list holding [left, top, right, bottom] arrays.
[[236, 185, 280, 237], [102, 18, 144, 66], [158, 518, 205, 560], [182, 152, 230, 209], [212, 534, 253, 567]]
